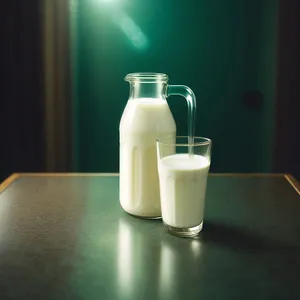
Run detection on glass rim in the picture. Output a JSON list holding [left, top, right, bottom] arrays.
[[157, 136, 211, 146], [125, 72, 169, 83]]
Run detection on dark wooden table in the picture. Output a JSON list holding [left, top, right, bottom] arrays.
[[0, 173, 300, 300]]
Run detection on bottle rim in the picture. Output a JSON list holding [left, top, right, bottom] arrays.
[[125, 73, 168, 83]]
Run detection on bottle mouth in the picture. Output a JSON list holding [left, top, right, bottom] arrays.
[[125, 72, 168, 83]]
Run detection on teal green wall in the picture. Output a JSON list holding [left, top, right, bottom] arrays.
[[72, 0, 278, 173]]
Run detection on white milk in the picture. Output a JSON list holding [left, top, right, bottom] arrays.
[[119, 98, 176, 218], [158, 154, 210, 228]]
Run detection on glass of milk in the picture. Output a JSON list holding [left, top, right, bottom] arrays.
[[157, 136, 212, 237]]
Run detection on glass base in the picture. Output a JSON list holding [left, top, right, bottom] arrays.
[[163, 222, 203, 237], [126, 211, 162, 220]]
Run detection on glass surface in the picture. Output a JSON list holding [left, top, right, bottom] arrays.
[[157, 136, 212, 237]]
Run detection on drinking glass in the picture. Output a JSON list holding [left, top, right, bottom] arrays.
[[157, 136, 212, 237]]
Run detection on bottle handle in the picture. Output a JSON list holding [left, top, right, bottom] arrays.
[[167, 85, 197, 144]]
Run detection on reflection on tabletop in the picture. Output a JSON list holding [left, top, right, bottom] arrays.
[[117, 216, 202, 299]]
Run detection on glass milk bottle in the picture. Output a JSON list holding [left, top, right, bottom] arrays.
[[119, 72, 196, 218]]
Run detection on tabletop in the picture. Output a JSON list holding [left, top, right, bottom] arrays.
[[0, 173, 300, 300]]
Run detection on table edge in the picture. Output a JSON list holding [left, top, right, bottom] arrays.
[[284, 174, 300, 196], [1, 173, 299, 195]]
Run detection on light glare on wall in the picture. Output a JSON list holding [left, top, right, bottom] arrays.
[[91, 0, 148, 50], [97, 0, 121, 3]]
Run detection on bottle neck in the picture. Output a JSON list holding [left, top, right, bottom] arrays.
[[129, 82, 167, 100]]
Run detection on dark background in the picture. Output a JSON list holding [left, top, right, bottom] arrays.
[[0, 0, 299, 182], [0, 0, 45, 181]]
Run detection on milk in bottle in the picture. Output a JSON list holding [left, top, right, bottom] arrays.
[[119, 73, 176, 218]]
